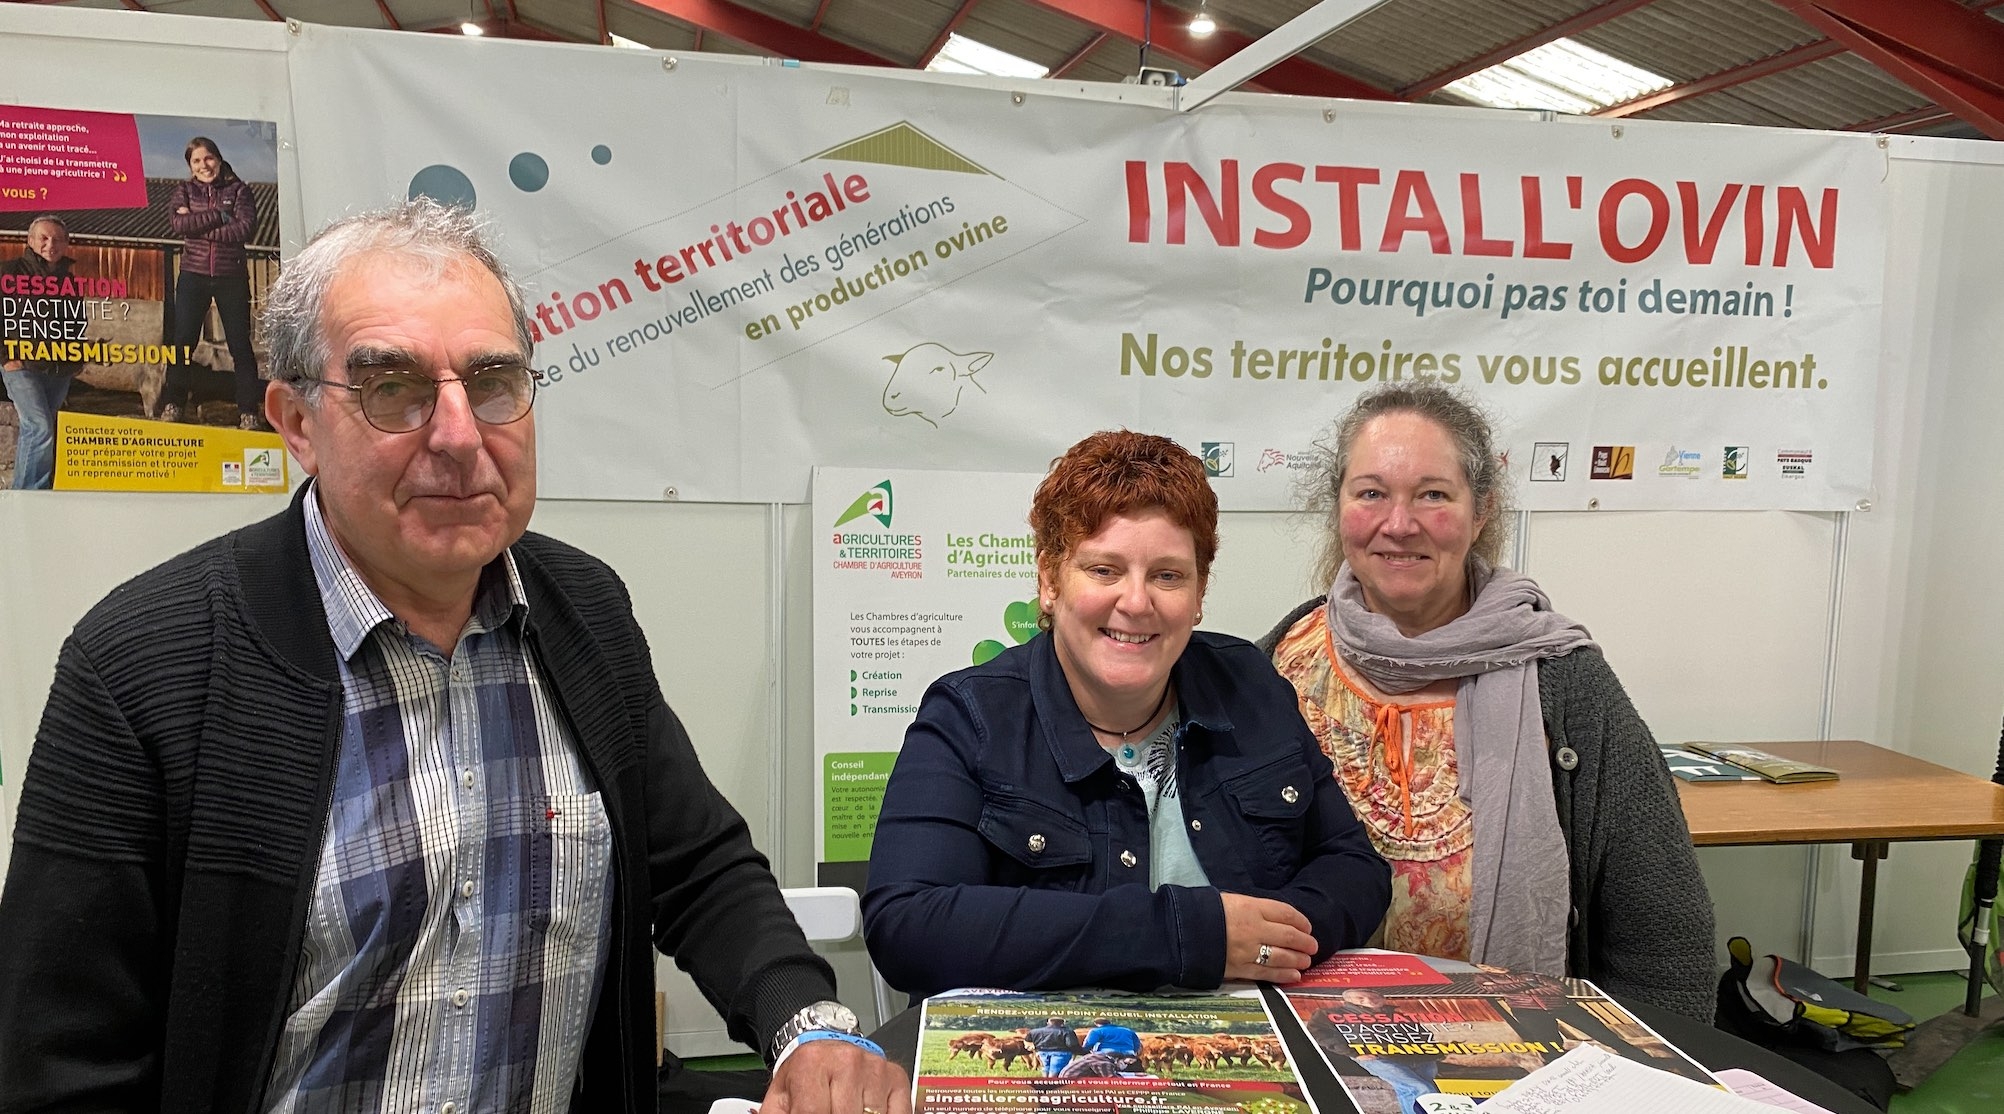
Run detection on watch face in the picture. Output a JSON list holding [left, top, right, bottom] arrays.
[[807, 1001, 858, 1032]]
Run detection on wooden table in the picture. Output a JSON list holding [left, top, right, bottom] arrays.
[[1675, 740, 2004, 993]]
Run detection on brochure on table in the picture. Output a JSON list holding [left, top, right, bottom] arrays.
[[1275, 950, 1717, 1113], [913, 989, 1309, 1114]]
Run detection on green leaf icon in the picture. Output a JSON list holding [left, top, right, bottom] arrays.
[[972, 639, 1007, 665], [1003, 600, 1040, 645]]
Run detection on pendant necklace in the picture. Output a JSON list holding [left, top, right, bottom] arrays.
[[1085, 685, 1173, 762]]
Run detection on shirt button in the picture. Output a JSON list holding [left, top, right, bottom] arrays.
[[452, 989, 469, 1008], [1190, 819, 1202, 832], [1120, 850, 1137, 868], [442, 1104, 457, 1114], [1028, 833, 1046, 854], [1281, 785, 1300, 804], [460, 880, 475, 898], [1556, 746, 1580, 771], [461, 770, 475, 789]]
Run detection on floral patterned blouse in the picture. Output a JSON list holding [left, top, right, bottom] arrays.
[[1273, 603, 1473, 961]]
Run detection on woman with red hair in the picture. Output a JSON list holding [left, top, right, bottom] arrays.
[[864, 431, 1388, 999]]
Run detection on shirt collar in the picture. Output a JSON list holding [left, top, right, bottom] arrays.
[[1026, 631, 1234, 784], [302, 479, 528, 661]]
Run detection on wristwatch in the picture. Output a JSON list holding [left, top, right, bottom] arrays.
[[769, 999, 861, 1062]]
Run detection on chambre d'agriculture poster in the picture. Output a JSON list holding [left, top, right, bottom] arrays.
[[2, 103, 285, 492]]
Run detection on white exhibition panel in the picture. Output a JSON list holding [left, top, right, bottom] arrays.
[[3, 4, 2003, 1054], [283, 23, 1888, 512]]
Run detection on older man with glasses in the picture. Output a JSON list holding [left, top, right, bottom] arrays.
[[0, 199, 906, 1114], [2, 214, 85, 489]]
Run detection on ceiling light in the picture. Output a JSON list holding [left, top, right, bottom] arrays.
[[461, 22, 484, 36], [1190, 3, 1217, 37]]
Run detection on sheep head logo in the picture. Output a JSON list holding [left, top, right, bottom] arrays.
[[882, 342, 993, 427]]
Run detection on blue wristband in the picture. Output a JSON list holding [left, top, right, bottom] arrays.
[[791, 1030, 885, 1058]]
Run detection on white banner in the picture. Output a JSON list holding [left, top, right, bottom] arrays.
[[290, 28, 1888, 511], [810, 466, 1040, 865]]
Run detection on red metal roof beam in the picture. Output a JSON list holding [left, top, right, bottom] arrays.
[[1601, 0, 2004, 121], [1596, 39, 1844, 118], [1020, 0, 1392, 100], [1401, 0, 1661, 100], [1050, 31, 1111, 78], [627, 0, 899, 67], [1777, 0, 2004, 139], [1846, 104, 1956, 134]]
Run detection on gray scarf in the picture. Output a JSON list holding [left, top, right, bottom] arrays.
[[1326, 558, 1594, 976]]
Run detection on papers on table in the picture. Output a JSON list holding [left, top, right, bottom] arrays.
[[1712, 1068, 1841, 1114], [1481, 1045, 1822, 1114]]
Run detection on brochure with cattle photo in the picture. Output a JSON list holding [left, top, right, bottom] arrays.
[[1276, 951, 1717, 1113], [913, 989, 1309, 1114]]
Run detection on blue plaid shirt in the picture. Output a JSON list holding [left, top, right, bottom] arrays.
[[263, 489, 615, 1114]]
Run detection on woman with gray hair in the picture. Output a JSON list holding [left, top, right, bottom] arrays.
[[1258, 380, 1714, 1021]]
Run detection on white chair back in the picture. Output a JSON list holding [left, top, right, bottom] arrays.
[[779, 885, 898, 1028]]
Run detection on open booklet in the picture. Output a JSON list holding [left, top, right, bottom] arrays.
[[911, 988, 1311, 1114], [1680, 742, 1839, 783], [1272, 951, 1718, 1113]]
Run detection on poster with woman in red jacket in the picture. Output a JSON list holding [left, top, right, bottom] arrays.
[[159, 134, 263, 430], [0, 105, 285, 491]]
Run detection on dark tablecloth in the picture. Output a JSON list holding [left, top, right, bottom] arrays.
[[870, 989, 1879, 1114]]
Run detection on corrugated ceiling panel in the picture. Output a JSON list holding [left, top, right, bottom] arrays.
[[515, 0, 604, 40], [736, 0, 823, 23], [42, 0, 2003, 139], [1574, 0, 1819, 83], [1303, 0, 1606, 91], [1723, 54, 1932, 130], [818, 0, 964, 64], [957, 0, 1111, 72], [1066, 36, 1156, 85], [603, 6, 703, 49], [1635, 89, 1805, 129]]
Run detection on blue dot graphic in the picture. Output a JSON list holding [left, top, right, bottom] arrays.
[[509, 152, 550, 192], [591, 145, 613, 165], [407, 165, 476, 209]]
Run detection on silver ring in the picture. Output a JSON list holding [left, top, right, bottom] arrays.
[[1256, 944, 1272, 966]]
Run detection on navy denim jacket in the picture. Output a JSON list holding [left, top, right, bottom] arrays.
[[863, 630, 1390, 998]]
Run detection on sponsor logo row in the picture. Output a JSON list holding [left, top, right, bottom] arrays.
[[1537, 443, 1812, 482], [1204, 441, 1813, 483]]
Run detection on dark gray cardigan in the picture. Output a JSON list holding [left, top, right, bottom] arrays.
[[1260, 598, 1717, 1022], [0, 490, 838, 1113]]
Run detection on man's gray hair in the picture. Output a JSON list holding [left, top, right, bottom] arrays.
[[261, 198, 534, 403], [26, 214, 68, 235]]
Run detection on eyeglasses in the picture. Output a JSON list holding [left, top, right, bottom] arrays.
[[318, 364, 538, 434]]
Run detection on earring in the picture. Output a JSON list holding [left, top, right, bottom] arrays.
[[1194, 612, 1203, 625]]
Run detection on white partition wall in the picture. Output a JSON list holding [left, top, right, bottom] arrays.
[[3, 4, 2003, 1056]]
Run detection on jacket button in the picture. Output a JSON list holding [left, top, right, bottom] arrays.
[[1028, 833, 1046, 854], [1556, 746, 1580, 771], [1190, 819, 1202, 832], [1281, 785, 1299, 804], [1120, 850, 1137, 868]]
